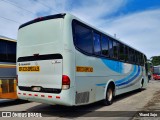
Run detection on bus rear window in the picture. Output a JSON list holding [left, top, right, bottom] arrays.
[[0, 40, 16, 62], [73, 21, 93, 54]]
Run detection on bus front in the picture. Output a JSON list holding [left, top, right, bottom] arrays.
[[17, 14, 73, 106], [153, 66, 160, 80]]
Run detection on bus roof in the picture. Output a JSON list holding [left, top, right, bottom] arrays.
[[19, 13, 66, 29], [18, 13, 146, 57]]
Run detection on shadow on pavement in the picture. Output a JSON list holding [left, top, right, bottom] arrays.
[[0, 99, 30, 108], [26, 89, 145, 118], [114, 89, 145, 103]]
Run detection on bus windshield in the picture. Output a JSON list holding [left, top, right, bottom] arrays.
[[153, 67, 160, 75]]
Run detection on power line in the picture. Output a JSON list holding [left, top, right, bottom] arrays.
[[0, 0, 60, 25], [0, 15, 21, 24], [2, 0, 60, 18], [36, 0, 60, 13], [2, 0, 61, 17], [2, 0, 35, 15], [0, 0, 35, 25]]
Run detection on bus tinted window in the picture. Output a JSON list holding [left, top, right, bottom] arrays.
[[137, 52, 141, 65], [125, 46, 128, 62], [129, 48, 134, 63], [113, 40, 118, 58], [93, 33, 101, 55], [153, 67, 160, 74], [0, 40, 7, 61], [128, 47, 132, 62], [140, 53, 143, 65], [119, 43, 125, 61], [109, 38, 113, 58], [101, 36, 109, 56], [135, 51, 139, 64], [74, 23, 93, 54], [132, 49, 135, 63], [7, 42, 16, 62], [72, 20, 145, 66], [0, 40, 16, 62]]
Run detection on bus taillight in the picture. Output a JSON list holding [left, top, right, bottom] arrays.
[[62, 75, 70, 90]]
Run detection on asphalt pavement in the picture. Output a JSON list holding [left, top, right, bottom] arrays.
[[0, 79, 160, 120]]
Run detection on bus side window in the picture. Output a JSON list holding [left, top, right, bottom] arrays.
[[116, 42, 120, 59], [141, 54, 144, 65], [119, 43, 125, 61], [101, 36, 109, 57], [124, 46, 128, 62], [144, 55, 148, 74], [7, 42, 16, 62], [0, 40, 7, 61], [93, 32, 101, 55], [130, 48, 134, 63], [109, 38, 113, 58], [132, 50, 136, 63], [138, 52, 141, 65], [135, 51, 138, 64], [113, 40, 118, 59], [128, 47, 131, 62], [74, 22, 93, 54]]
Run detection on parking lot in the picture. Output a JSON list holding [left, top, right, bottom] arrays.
[[0, 79, 160, 120]]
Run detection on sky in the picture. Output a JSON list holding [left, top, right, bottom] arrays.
[[0, 0, 160, 59]]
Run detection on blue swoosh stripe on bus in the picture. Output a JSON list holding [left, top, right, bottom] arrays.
[[116, 67, 140, 86], [115, 65, 137, 85], [96, 63, 140, 87], [115, 66, 140, 86], [101, 59, 123, 74], [96, 66, 136, 87], [96, 83, 106, 86]]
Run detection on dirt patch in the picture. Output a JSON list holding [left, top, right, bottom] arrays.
[[132, 90, 160, 120], [143, 90, 160, 111]]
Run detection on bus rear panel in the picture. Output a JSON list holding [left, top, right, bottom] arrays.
[[17, 14, 74, 106]]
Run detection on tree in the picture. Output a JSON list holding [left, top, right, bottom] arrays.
[[151, 56, 160, 66], [147, 60, 152, 72]]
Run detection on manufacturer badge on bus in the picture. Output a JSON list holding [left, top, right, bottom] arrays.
[[32, 87, 41, 91]]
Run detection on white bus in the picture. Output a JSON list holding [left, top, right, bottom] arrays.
[[17, 13, 148, 106]]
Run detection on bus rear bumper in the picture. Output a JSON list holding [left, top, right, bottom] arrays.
[[17, 87, 74, 106]]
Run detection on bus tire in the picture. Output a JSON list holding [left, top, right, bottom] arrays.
[[103, 86, 114, 106]]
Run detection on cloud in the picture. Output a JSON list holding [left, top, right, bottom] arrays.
[[99, 9, 160, 58], [0, 0, 40, 39], [0, 0, 127, 39], [0, 0, 59, 39], [68, 0, 128, 24], [0, 0, 159, 58]]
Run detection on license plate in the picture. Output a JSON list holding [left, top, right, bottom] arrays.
[[19, 66, 40, 72]]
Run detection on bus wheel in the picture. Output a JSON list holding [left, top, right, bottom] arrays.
[[103, 87, 114, 105]]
